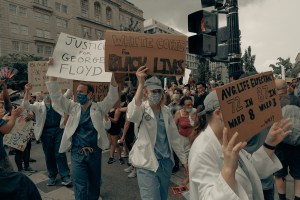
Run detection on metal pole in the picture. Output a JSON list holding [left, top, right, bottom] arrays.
[[227, 0, 243, 80]]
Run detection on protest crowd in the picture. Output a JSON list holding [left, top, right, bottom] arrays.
[[0, 33, 300, 200]]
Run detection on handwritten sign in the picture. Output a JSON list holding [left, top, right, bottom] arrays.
[[183, 69, 191, 85], [105, 30, 187, 76], [216, 71, 282, 142], [47, 33, 112, 82], [3, 117, 34, 151], [73, 81, 110, 102], [28, 61, 73, 93]]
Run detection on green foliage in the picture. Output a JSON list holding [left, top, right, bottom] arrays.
[[242, 46, 257, 72], [269, 57, 293, 76], [0, 54, 44, 90], [197, 57, 210, 83]]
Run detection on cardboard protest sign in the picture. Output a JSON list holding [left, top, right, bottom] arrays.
[[28, 61, 73, 93], [47, 32, 112, 82], [105, 30, 187, 76], [3, 117, 34, 151], [215, 71, 282, 143], [73, 81, 110, 102]]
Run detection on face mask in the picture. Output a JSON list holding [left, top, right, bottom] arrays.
[[148, 92, 162, 105], [43, 95, 50, 101], [185, 108, 192, 113], [173, 94, 180, 100], [77, 93, 88, 105]]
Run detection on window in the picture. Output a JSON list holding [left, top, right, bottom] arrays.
[[9, 4, 17, 15], [62, 5, 68, 13], [81, 0, 88, 17], [10, 23, 19, 34], [34, 12, 49, 23], [35, 0, 48, 6], [20, 25, 28, 35], [12, 41, 29, 52], [106, 7, 112, 20], [56, 18, 68, 28], [55, 2, 61, 11], [37, 45, 44, 54], [44, 31, 51, 39], [36, 29, 43, 37], [94, 2, 101, 21], [82, 26, 91, 38], [19, 7, 27, 17], [12, 41, 19, 51], [45, 46, 52, 54], [95, 30, 103, 40]]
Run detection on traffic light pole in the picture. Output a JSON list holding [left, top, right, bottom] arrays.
[[227, 0, 243, 80]]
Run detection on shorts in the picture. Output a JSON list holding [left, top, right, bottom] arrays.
[[274, 143, 300, 179]]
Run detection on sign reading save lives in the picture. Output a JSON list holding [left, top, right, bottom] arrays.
[[105, 30, 187, 76], [47, 32, 112, 82], [216, 71, 282, 143]]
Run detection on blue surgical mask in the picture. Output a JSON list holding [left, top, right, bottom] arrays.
[[77, 93, 88, 105], [43, 95, 50, 101]]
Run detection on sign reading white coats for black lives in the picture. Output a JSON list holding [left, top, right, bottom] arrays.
[[215, 71, 282, 144], [105, 30, 187, 76], [47, 33, 112, 82]]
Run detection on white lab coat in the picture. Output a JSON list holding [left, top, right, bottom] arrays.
[[189, 125, 282, 200], [127, 98, 187, 172], [22, 100, 64, 141], [46, 81, 118, 153]]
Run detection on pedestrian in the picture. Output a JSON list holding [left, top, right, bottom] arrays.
[[189, 91, 292, 200], [46, 59, 119, 200], [127, 66, 188, 200], [107, 99, 125, 165], [22, 84, 71, 186]]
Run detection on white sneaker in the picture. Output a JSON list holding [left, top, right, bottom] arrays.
[[128, 168, 136, 178], [124, 165, 133, 173]]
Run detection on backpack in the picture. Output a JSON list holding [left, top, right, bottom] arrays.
[[282, 105, 300, 146]]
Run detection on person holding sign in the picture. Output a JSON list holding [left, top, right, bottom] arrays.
[[22, 84, 71, 187], [46, 59, 119, 200], [127, 66, 187, 200], [189, 91, 292, 200]]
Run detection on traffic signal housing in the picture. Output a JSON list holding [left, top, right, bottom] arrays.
[[188, 10, 218, 57]]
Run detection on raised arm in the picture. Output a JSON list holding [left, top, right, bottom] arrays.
[[0, 106, 24, 135]]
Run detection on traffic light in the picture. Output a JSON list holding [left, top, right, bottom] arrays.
[[188, 10, 218, 57], [214, 26, 229, 60]]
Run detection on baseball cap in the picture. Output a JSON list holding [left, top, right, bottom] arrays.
[[144, 76, 163, 91], [199, 91, 220, 116]]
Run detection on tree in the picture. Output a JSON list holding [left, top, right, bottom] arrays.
[[269, 57, 293, 76], [0, 54, 44, 90], [242, 46, 257, 72]]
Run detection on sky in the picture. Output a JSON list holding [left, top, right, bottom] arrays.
[[128, 0, 300, 72]]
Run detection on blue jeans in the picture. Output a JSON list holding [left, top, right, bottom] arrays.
[[71, 147, 102, 200], [136, 158, 173, 200], [41, 128, 69, 179]]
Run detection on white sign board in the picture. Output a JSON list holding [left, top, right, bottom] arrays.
[[3, 117, 34, 151], [47, 33, 112, 82], [183, 69, 192, 85], [28, 61, 73, 93]]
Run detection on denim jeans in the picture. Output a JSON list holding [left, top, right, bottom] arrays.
[[71, 147, 102, 200], [263, 185, 275, 200], [40, 128, 69, 179], [136, 158, 173, 200]]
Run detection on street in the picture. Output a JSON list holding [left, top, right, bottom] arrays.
[[7, 141, 189, 200]]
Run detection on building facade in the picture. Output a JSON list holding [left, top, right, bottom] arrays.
[[144, 19, 200, 77], [0, 0, 143, 57], [209, 61, 229, 84]]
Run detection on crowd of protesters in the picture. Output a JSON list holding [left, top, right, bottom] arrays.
[[0, 62, 300, 200]]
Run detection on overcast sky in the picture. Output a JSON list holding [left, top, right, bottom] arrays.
[[128, 0, 300, 72]]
